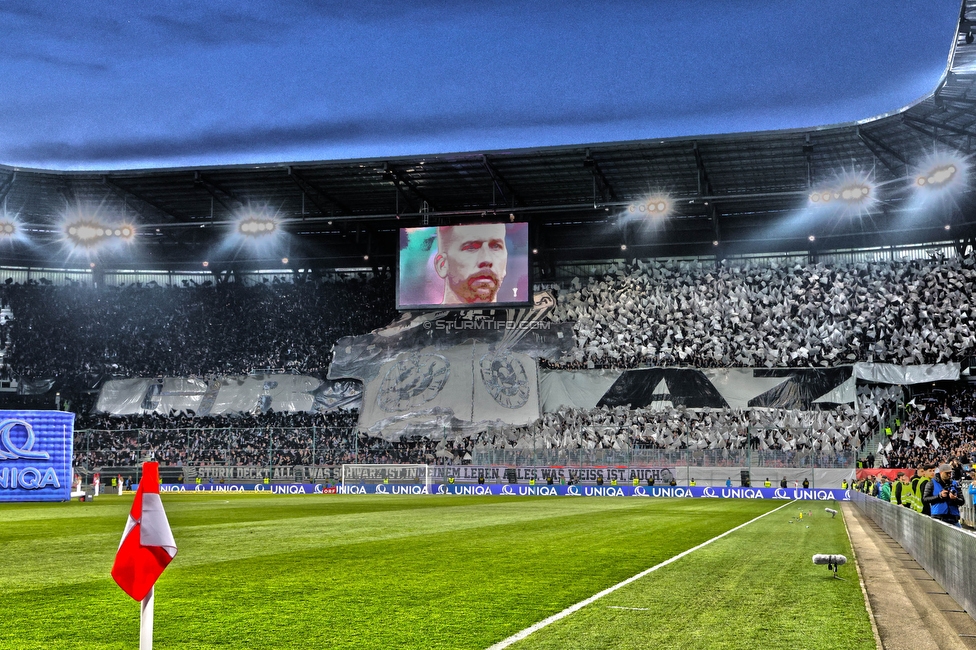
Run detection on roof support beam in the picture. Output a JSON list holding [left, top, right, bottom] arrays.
[[693, 142, 713, 197], [583, 149, 617, 204], [898, 117, 965, 150], [856, 127, 908, 175], [102, 177, 181, 222], [482, 154, 521, 207], [902, 113, 976, 140], [194, 172, 243, 214], [287, 167, 351, 216], [0, 172, 15, 207], [57, 177, 79, 208], [383, 163, 434, 213]]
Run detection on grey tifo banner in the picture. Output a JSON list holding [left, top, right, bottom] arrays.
[[328, 293, 575, 440], [95, 374, 362, 415], [540, 366, 857, 412]]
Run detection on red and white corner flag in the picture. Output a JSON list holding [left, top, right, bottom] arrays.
[[111, 462, 177, 601]]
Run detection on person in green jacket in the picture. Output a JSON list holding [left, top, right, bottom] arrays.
[[878, 476, 891, 501]]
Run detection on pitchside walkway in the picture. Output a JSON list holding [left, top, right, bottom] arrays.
[[843, 503, 976, 650]]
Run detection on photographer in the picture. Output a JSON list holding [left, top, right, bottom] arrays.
[[922, 463, 966, 526]]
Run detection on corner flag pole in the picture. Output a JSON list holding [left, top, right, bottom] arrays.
[[141, 587, 154, 650], [111, 461, 177, 650]]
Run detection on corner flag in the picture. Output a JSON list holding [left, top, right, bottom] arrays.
[[111, 462, 177, 601]]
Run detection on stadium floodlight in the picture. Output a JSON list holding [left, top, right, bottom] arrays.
[[909, 151, 969, 199], [238, 218, 278, 237], [808, 183, 871, 205], [64, 219, 136, 248], [627, 194, 672, 218], [0, 219, 15, 238], [340, 464, 431, 494], [916, 163, 958, 188]]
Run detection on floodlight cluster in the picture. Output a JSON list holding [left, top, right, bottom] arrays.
[[65, 220, 135, 247], [809, 183, 871, 205], [238, 219, 277, 237], [626, 194, 672, 218], [917, 164, 957, 188], [0, 220, 15, 238]]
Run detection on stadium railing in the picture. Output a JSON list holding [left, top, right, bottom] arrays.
[[850, 490, 976, 624]]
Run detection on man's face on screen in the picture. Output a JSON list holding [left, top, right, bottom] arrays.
[[435, 224, 508, 304]]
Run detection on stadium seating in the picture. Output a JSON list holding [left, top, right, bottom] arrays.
[[7, 252, 976, 471], [549, 254, 976, 369]]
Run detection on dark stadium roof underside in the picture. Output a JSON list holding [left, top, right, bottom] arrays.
[[4, 2, 976, 272]]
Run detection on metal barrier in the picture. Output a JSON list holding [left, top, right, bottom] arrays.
[[850, 490, 976, 623]]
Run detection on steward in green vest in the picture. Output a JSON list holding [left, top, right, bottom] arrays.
[[689, 478, 696, 487], [889, 473, 906, 505], [913, 464, 935, 514], [632, 477, 640, 487], [906, 473, 920, 510], [529, 478, 535, 486], [610, 478, 617, 486], [763, 478, 771, 487], [841, 479, 848, 489]]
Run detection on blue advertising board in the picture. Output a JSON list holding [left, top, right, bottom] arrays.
[[0, 410, 74, 502], [159, 483, 850, 501]]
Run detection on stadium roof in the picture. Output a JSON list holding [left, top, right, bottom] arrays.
[[3, 1, 976, 272]]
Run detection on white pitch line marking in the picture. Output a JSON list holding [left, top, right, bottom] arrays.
[[485, 500, 794, 650], [607, 606, 649, 611]]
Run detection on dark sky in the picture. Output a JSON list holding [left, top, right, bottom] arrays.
[[0, 0, 960, 170]]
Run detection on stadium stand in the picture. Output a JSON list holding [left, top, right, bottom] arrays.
[[3, 249, 974, 472], [548, 254, 976, 369], [0, 274, 395, 378], [884, 384, 976, 470]]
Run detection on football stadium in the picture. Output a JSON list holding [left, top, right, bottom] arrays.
[[3, 2, 976, 649]]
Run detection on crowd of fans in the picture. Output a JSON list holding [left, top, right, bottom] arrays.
[[72, 385, 901, 469], [74, 410, 361, 468], [5, 251, 976, 472], [4, 253, 976, 382], [857, 384, 975, 526], [0, 274, 395, 378], [508, 385, 898, 455], [881, 384, 976, 469], [548, 254, 976, 369]]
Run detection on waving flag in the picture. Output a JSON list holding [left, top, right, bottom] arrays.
[[111, 462, 177, 601]]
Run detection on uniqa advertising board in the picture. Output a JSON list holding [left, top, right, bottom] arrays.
[[159, 483, 851, 501], [0, 410, 74, 502]]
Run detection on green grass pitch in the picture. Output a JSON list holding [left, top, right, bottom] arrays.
[[0, 494, 873, 649]]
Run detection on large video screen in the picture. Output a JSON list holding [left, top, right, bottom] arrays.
[[397, 223, 530, 310]]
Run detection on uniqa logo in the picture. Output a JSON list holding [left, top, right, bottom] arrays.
[[0, 420, 50, 461]]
